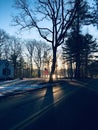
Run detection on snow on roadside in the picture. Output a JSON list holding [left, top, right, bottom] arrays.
[[0, 78, 47, 97]]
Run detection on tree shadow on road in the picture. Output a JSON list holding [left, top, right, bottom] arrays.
[[41, 85, 54, 108]]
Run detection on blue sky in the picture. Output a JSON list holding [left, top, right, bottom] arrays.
[[0, 0, 98, 40], [0, 0, 15, 34], [0, 0, 41, 40]]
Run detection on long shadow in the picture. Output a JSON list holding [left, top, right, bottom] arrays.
[[29, 84, 58, 130], [41, 85, 54, 108]]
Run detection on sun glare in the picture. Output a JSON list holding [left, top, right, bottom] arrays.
[[52, 74, 56, 80]]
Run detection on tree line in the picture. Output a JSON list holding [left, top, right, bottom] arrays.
[[0, 30, 52, 79]]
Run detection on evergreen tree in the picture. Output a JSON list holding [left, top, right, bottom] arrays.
[[62, 33, 98, 78], [82, 33, 98, 77]]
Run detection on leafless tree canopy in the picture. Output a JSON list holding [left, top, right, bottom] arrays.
[[13, 0, 78, 46], [13, 0, 79, 81]]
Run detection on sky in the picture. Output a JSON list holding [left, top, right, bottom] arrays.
[[0, 0, 41, 40], [0, 0, 15, 34], [0, 0, 98, 40]]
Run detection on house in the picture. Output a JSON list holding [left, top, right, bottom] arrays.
[[0, 60, 14, 80]]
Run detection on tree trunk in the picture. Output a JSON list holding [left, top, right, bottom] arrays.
[[49, 47, 57, 82], [38, 67, 41, 78], [74, 1, 81, 79], [69, 60, 73, 80], [84, 54, 88, 78], [75, 53, 81, 79], [30, 58, 33, 78]]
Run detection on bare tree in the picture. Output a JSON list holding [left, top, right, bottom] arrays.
[[9, 37, 22, 78], [2, 40, 10, 60], [33, 41, 42, 78], [42, 43, 51, 70], [25, 40, 35, 77], [0, 29, 9, 59], [33, 41, 50, 78], [0, 29, 8, 46], [13, 0, 79, 81]]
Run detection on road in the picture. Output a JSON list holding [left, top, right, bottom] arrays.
[[0, 79, 98, 130]]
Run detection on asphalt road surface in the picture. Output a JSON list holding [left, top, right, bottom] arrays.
[[0, 79, 98, 130]]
